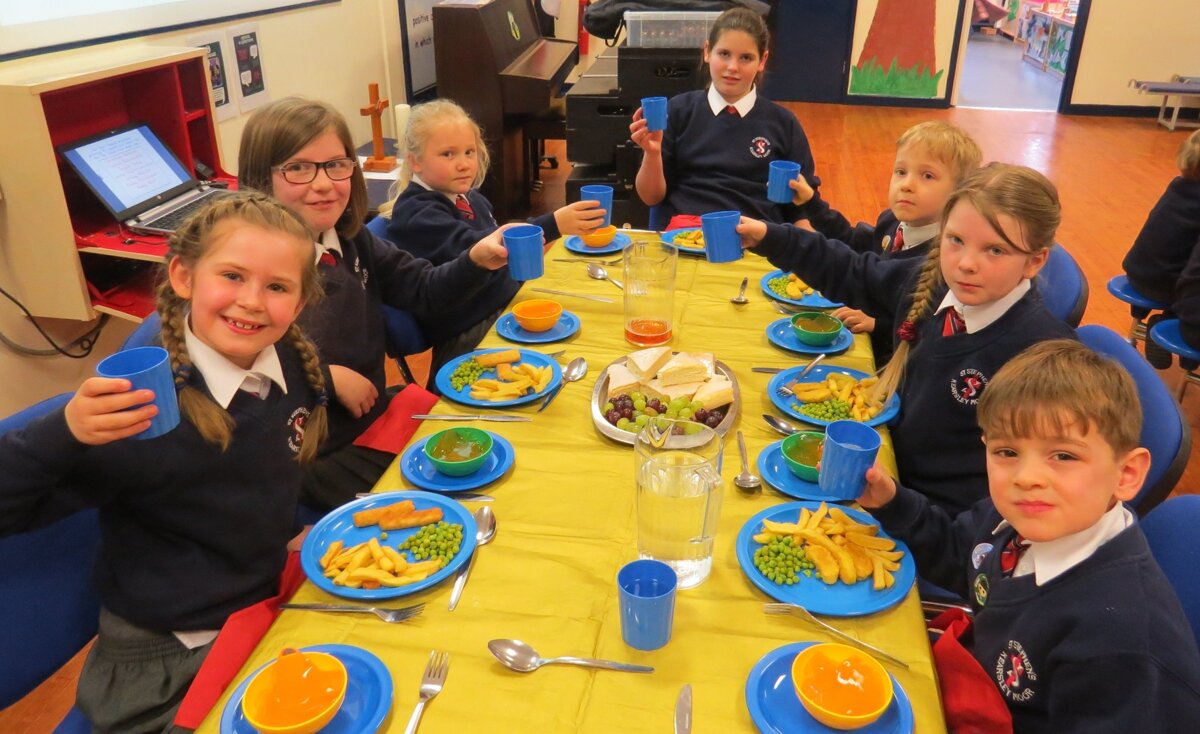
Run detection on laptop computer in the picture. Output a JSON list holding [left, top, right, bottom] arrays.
[[59, 122, 227, 236]]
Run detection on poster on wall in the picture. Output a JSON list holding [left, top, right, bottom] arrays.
[[186, 32, 236, 121], [401, 0, 438, 98], [850, 0, 944, 99], [226, 23, 272, 112]]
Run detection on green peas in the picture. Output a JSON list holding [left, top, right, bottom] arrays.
[[398, 520, 465, 564], [796, 399, 853, 422], [753, 535, 809, 585], [768, 276, 791, 298], [449, 359, 486, 391]]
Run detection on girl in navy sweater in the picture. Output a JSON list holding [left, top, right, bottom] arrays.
[[0, 193, 330, 732], [238, 98, 520, 510], [739, 164, 1076, 516], [629, 7, 834, 226], [380, 99, 604, 371]]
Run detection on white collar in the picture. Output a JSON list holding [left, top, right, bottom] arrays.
[[707, 84, 756, 117], [183, 318, 288, 408], [897, 221, 939, 250], [411, 173, 458, 204], [994, 503, 1133, 585], [315, 229, 342, 262], [936, 279, 1030, 333]]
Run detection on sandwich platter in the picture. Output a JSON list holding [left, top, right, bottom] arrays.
[[590, 346, 741, 446]]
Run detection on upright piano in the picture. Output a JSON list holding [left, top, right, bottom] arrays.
[[433, 0, 577, 221]]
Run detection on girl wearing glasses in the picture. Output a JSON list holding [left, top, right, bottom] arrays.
[[239, 97, 518, 510]]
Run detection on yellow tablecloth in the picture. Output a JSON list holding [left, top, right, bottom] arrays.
[[199, 235, 945, 734]]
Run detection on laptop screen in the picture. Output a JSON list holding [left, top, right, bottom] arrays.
[[60, 122, 198, 222]]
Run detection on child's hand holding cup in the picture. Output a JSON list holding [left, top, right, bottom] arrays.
[[72, 346, 181, 444]]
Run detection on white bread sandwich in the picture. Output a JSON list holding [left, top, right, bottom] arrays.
[[692, 375, 733, 409], [642, 378, 704, 404], [605, 362, 641, 398], [657, 352, 708, 386], [625, 346, 673, 382]]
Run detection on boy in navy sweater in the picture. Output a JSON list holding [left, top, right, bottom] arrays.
[[860, 340, 1200, 731], [788, 121, 982, 362]]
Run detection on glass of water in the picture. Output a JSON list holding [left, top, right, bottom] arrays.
[[634, 420, 723, 589]]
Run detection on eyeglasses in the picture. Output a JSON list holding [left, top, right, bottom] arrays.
[[272, 158, 358, 184]]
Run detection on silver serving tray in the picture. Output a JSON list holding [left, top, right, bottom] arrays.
[[590, 355, 741, 445]]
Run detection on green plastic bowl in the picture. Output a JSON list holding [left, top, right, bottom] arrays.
[[423, 427, 494, 477], [791, 311, 844, 346], [781, 431, 825, 482]]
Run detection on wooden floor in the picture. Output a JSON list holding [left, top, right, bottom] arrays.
[[4, 102, 1196, 732]]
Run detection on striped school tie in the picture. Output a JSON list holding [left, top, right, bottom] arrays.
[[999, 534, 1026, 575], [724, 105, 740, 117], [456, 194, 475, 221], [942, 307, 966, 336], [889, 227, 905, 253]]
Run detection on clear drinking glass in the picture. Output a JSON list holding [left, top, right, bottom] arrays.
[[634, 420, 723, 589], [623, 240, 676, 346]]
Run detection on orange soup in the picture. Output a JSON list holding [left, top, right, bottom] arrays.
[[429, 429, 487, 462]]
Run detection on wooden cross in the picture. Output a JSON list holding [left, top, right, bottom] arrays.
[[359, 83, 397, 173]]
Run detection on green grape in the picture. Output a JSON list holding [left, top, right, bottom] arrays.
[[634, 414, 650, 427], [616, 417, 632, 431], [633, 398, 647, 412], [665, 408, 679, 419], [689, 400, 704, 411], [630, 391, 644, 403], [668, 397, 687, 411], [644, 406, 658, 417], [678, 407, 694, 420], [684, 422, 703, 435], [603, 401, 615, 413]]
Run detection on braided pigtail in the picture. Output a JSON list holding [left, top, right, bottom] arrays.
[[286, 323, 329, 463], [873, 237, 944, 403], [155, 277, 236, 449]]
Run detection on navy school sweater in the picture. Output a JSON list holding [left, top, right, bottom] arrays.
[[872, 488, 1200, 731], [1122, 175, 1200, 304], [298, 226, 491, 453], [755, 223, 1076, 515], [658, 90, 838, 227], [0, 345, 319, 632]]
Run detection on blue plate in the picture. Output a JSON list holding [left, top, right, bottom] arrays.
[[300, 491, 477, 600], [766, 318, 854, 356], [495, 311, 580, 344], [563, 231, 632, 255], [220, 644, 392, 734], [661, 227, 705, 255], [435, 348, 562, 408], [400, 432, 514, 492], [768, 365, 900, 428], [736, 502, 915, 617], [760, 270, 843, 309], [757, 441, 828, 501], [745, 642, 914, 734]]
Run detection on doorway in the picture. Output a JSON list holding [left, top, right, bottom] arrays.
[[763, 1, 857, 104]]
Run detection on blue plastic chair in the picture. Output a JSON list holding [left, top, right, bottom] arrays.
[[1149, 318, 1200, 401], [1036, 244, 1088, 327], [1107, 275, 1170, 346], [0, 392, 99, 731], [1078, 325, 1191, 515], [121, 311, 161, 350], [1140, 495, 1200, 645], [364, 217, 431, 386]]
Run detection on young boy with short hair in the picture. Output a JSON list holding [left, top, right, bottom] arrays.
[[860, 340, 1200, 730], [791, 121, 982, 361]]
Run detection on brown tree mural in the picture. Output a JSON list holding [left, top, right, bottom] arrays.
[[851, 0, 944, 98]]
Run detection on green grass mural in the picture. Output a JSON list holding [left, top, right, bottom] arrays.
[[849, 57, 945, 98]]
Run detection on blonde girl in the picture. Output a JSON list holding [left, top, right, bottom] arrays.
[[0, 192, 328, 732], [379, 99, 602, 372], [739, 163, 1076, 515]]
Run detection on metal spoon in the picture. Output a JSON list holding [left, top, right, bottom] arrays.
[[585, 263, 624, 290], [762, 414, 806, 437], [538, 357, 587, 412], [448, 506, 497, 611], [734, 430, 762, 494], [487, 639, 653, 674], [731, 277, 749, 305]]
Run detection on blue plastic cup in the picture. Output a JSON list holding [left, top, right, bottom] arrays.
[[580, 184, 613, 227], [503, 224, 545, 281], [767, 160, 802, 204], [95, 346, 180, 440], [617, 559, 677, 651], [818, 420, 883, 500], [641, 96, 668, 132], [700, 210, 743, 264]]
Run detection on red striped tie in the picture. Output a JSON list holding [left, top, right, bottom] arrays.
[[455, 194, 475, 221], [318, 249, 339, 268], [999, 534, 1026, 575], [942, 307, 966, 336], [725, 105, 740, 117], [889, 227, 905, 253]]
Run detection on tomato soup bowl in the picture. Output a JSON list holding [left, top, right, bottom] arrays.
[[424, 427, 494, 477], [580, 225, 617, 247], [791, 311, 844, 346], [511, 299, 563, 332], [242, 650, 348, 734], [781, 431, 825, 482], [791, 642, 893, 730]]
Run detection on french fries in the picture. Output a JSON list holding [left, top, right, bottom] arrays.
[[321, 501, 452, 589], [467, 353, 553, 401], [674, 229, 705, 248], [754, 502, 905, 591], [788, 372, 887, 422]]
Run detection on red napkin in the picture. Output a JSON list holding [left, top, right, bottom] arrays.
[[174, 552, 307, 729], [352, 383, 439, 454], [666, 214, 703, 231], [929, 608, 1014, 733]]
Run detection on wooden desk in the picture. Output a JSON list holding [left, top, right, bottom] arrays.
[[198, 237, 946, 733]]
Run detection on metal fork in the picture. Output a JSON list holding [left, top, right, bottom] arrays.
[[404, 649, 449, 734], [777, 354, 827, 398], [763, 603, 909, 668], [279, 602, 424, 624]]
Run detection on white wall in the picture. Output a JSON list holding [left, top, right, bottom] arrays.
[[0, 0, 403, 415]]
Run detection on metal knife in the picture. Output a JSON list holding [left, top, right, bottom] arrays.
[[357, 492, 493, 502], [412, 414, 531, 422], [530, 287, 615, 303], [674, 684, 692, 734], [751, 367, 786, 374]]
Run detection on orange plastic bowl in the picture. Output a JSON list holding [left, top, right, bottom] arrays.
[[579, 225, 617, 247], [243, 650, 348, 734], [791, 643, 893, 730], [512, 299, 563, 332]]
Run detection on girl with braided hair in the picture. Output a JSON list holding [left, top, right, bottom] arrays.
[[739, 163, 1076, 516], [0, 191, 329, 732]]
